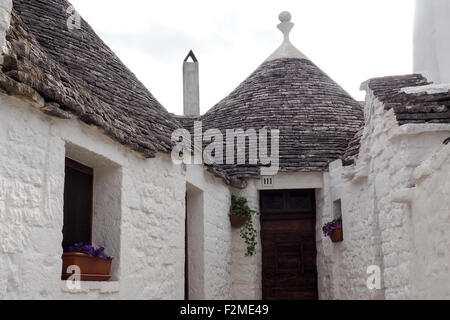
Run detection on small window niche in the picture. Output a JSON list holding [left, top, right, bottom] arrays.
[[63, 143, 123, 281], [333, 199, 342, 219], [330, 199, 343, 243]]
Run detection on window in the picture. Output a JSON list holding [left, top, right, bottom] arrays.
[[62, 158, 93, 248], [62, 143, 123, 280]]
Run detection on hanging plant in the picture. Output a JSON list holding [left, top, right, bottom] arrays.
[[229, 195, 259, 257]]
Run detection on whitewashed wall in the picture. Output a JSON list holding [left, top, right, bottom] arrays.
[[317, 87, 450, 300], [231, 180, 262, 300], [186, 164, 233, 299], [409, 143, 450, 299], [1, 84, 448, 300], [0, 93, 189, 299], [316, 166, 382, 300]]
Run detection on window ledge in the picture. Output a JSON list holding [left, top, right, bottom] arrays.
[[61, 280, 120, 294]]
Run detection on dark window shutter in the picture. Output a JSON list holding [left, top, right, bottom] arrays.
[[62, 158, 93, 248]]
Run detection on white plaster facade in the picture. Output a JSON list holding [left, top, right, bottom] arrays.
[[315, 85, 450, 300], [0, 1, 450, 301], [1, 86, 449, 300], [0, 92, 235, 299], [410, 143, 450, 299], [0, 94, 186, 299], [185, 164, 233, 299]]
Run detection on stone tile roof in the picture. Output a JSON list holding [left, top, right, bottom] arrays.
[[8, 2, 446, 186], [367, 74, 450, 125], [341, 127, 364, 166], [342, 74, 450, 166], [0, 0, 181, 158], [174, 115, 199, 134], [194, 58, 364, 187]]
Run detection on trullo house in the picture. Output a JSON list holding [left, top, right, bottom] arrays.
[[0, 0, 449, 300]]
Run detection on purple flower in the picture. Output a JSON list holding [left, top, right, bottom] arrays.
[[74, 242, 84, 249], [322, 218, 342, 237], [83, 245, 95, 255], [64, 243, 111, 259]]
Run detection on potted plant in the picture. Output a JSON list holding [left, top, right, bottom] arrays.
[[322, 217, 343, 243], [229, 195, 259, 256], [61, 242, 114, 281]]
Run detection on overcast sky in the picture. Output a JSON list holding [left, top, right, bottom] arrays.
[[70, 0, 415, 115]]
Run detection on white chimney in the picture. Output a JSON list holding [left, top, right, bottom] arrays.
[[414, 0, 450, 83], [183, 50, 200, 116]]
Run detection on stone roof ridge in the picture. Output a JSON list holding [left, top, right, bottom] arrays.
[[400, 82, 450, 95], [265, 11, 309, 62]]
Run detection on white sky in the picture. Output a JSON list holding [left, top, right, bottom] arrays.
[[70, 0, 415, 115]]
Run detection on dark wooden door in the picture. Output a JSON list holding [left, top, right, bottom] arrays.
[[260, 190, 318, 300]]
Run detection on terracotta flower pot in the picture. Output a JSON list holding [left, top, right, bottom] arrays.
[[330, 226, 343, 243], [61, 252, 114, 281], [230, 214, 248, 228]]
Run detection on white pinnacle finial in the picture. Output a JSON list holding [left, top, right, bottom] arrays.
[[277, 11, 294, 42], [279, 11, 292, 22], [265, 11, 309, 62]]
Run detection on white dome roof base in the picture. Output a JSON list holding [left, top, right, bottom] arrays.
[[265, 11, 309, 62]]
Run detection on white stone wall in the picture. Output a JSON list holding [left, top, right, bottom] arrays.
[[316, 168, 382, 300], [0, 94, 65, 299], [231, 180, 262, 300], [317, 87, 450, 300], [0, 93, 188, 299], [118, 152, 186, 300], [409, 143, 450, 299], [2, 81, 449, 300], [186, 165, 233, 300], [203, 174, 233, 299], [186, 182, 205, 299]]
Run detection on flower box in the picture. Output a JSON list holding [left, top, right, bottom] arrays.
[[322, 218, 343, 243], [61, 243, 113, 281], [329, 226, 343, 243], [61, 252, 114, 281]]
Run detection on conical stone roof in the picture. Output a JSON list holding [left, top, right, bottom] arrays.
[[2, 0, 181, 157], [200, 12, 364, 186]]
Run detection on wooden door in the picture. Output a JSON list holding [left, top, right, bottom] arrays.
[[260, 190, 318, 300]]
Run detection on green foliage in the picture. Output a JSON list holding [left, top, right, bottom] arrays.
[[230, 195, 259, 257]]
